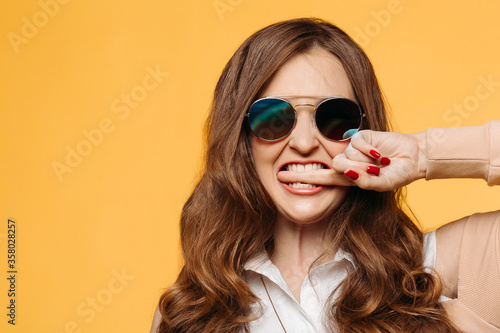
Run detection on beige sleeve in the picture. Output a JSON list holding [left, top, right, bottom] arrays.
[[437, 211, 500, 330], [426, 121, 500, 185], [457, 210, 500, 328], [150, 305, 161, 333]]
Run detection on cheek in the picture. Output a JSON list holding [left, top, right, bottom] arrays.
[[323, 140, 350, 158], [250, 136, 283, 181]]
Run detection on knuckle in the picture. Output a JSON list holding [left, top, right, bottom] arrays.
[[342, 147, 353, 158], [333, 153, 345, 161], [349, 150, 364, 159], [332, 156, 344, 169], [355, 129, 371, 139]]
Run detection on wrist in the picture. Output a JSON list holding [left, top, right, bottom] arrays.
[[409, 131, 427, 181]]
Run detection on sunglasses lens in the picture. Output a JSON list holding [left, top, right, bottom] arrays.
[[248, 99, 295, 141], [315, 99, 362, 140]]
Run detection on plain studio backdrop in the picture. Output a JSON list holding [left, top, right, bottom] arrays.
[[1, 0, 499, 332]]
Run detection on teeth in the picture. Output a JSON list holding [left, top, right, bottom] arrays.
[[285, 163, 324, 172], [288, 182, 317, 189], [284, 163, 325, 189]]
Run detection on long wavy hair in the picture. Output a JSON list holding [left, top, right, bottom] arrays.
[[157, 18, 460, 333]]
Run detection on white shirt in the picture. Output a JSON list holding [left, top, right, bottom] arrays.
[[244, 231, 437, 333]]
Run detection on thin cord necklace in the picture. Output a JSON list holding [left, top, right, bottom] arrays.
[[260, 275, 288, 333]]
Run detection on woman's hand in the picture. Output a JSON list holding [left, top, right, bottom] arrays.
[[277, 130, 427, 192], [333, 130, 426, 191]]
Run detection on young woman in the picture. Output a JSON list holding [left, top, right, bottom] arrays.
[[151, 18, 500, 332]]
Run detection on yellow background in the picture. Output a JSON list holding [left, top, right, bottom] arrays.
[[1, 0, 499, 332]]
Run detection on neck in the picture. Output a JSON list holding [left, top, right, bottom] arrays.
[[270, 217, 330, 301]]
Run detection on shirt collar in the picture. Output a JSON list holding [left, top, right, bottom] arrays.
[[243, 247, 356, 274]]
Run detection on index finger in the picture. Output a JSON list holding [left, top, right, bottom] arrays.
[[277, 169, 353, 186]]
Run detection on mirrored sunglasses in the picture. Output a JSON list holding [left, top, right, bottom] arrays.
[[246, 96, 365, 141]]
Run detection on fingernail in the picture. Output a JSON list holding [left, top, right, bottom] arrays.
[[367, 166, 380, 175], [381, 157, 391, 165], [344, 170, 359, 180], [370, 150, 381, 159]]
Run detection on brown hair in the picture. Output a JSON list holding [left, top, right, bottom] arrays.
[[157, 18, 460, 333]]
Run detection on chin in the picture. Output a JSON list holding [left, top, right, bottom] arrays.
[[279, 208, 334, 225]]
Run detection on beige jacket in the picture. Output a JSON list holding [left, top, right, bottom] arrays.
[[430, 121, 500, 331]]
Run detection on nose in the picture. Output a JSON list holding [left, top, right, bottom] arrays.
[[288, 106, 319, 154]]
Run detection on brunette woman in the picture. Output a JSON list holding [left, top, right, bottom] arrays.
[[151, 18, 500, 332]]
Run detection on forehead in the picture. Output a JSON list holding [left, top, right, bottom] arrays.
[[259, 48, 355, 99]]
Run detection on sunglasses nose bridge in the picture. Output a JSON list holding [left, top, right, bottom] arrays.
[[293, 103, 318, 131], [289, 103, 321, 142], [293, 103, 316, 110]]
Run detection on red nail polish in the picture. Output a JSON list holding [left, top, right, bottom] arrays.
[[370, 150, 381, 159], [367, 166, 380, 175], [345, 170, 359, 180], [381, 157, 391, 165]]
